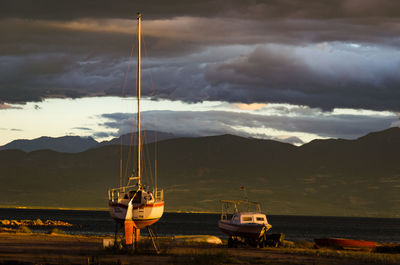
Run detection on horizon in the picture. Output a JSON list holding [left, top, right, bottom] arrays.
[[1, 206, 399, 219], [1, 125, 400, 149]]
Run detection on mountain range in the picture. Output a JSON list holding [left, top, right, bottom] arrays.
[[0, 131, 179, 153], [0, 127, 399, 217]]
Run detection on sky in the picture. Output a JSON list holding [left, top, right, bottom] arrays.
[[1, 0, 400, 146]]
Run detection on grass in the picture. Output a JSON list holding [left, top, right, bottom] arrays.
[[17, 226, 32, 234], [48, 228, 65, 235], [168, 248, 235, 265], [270, 246, 400, 264], [100, 236, 400, 265], [376, 245, 400, 254]]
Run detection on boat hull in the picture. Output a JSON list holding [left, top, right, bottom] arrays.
[[109, 201, 164, 228], [109, 203, 128, 222], [218, 220, 268, 238], [314, 238, 377, 249]]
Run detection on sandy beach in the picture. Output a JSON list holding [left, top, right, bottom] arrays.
[[0, 232, 399, 265]]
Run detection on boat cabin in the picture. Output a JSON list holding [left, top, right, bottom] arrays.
[[116, 189, 154, 205], [231, 212, 269, 225]]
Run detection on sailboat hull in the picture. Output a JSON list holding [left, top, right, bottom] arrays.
[[109, 201, 164, 227], [108, 202, 128, 222]]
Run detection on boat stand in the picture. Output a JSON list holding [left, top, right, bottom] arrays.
[[111, 221, 126, 249], [147, 226, 161, 254], [110, 221, 139, 251], [112, 221, 160, 254], [125, 226, 161, 254]]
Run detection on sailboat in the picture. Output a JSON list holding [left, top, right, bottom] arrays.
[[107, 13, 164, 233]]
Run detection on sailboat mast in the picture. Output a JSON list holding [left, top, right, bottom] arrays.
[[137, 12, 142, 187]]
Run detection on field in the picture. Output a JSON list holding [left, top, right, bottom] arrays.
[[1, 232, 400, 265]]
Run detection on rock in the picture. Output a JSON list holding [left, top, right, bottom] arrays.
[[34, 219, 44, 226], [0, 220, 11, 225], [0, 219, 72, 227], [44, 220, 53, 225], [21, 220, 34, 225], [10, 220, 21, 226]]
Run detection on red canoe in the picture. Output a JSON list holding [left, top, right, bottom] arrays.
[[314, 238, 377, 249]]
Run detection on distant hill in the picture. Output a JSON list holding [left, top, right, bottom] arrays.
[[0, 127, 399, 217], [0, 131, 180, 153], [0, 136, 98, 153]]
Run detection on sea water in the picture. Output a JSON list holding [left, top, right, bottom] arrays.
[[0, 208, 399, 242]]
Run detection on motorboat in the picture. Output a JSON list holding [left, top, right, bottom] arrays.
[[218, 200, 272, 247], [218, 211, 272, 238]]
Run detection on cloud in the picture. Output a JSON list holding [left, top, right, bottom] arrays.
[[1, 0, 400, 112], [235, 103, 267, 111], [72, 127, 92, 131], [2, 0, 400, 21], [0, 103, 22, 110], [98, 109, 398, 144], [205, 44, 400, 111], [93, 131, 117, 138], [280, 136, 304, 145]]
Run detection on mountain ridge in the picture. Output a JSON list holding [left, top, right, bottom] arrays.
[[0, 131, 180, 153], [0, 127, 399, 217]]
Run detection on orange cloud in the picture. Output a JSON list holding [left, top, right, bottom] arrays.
[[234, 103, 267, 111], [0, 103, 22, 110]]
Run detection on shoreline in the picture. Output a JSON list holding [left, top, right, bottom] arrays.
[[1, 206, 400, 218]]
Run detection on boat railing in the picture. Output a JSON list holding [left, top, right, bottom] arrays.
[[154, 189, 164, 201], [220, 200, 261, 219], [108, 185, 164, 202], [108, 185, 138, 201]]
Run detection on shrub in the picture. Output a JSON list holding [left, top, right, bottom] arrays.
[[17, 226, 32, 233], [49, 228, 65, 235]]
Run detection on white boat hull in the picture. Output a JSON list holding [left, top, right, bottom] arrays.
[[218, 220, 270, 238], [109, 201, 164, 228]]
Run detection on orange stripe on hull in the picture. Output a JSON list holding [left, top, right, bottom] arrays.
[[109, 201, 164, 210]]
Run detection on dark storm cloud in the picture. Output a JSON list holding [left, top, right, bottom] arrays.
[[1, 0, 400, 112], [99, 110, 398, 143], [204, 45, 400, 111], [2, 0, 400, 20]]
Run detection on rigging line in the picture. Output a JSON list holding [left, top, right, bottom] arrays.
[[142, 123, 154, 188], [119, 40, 136, 187], [124, 65, 137, 180], [129, 20, 140, 180], [139, 122, 154, 187], [124, 32, 139, 182], [124, 125, 135, 181], [142, 31, 158, 188]]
